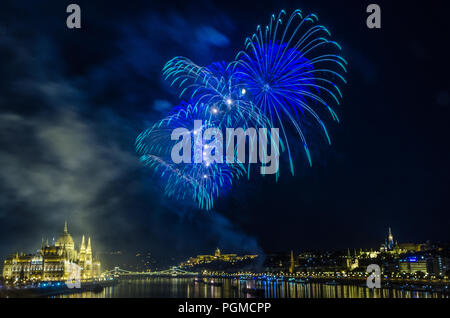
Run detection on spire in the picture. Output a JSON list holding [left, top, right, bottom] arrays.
[[78, 235, 86, 262], [80, 235, 86, 252], [64, 221, 68, 233], [87, 237, 92, 254]]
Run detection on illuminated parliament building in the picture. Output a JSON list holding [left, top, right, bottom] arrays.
[[2, 222, 101, 283]]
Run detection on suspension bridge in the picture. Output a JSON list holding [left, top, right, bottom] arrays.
[[102, 266, 198, 278]]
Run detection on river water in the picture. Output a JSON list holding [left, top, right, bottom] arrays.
[[55, 278, 448, 298]]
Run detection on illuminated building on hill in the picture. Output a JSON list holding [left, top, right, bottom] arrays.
[[2, 222, 101, 283], [179, 248, 258, 268], [346, 249, 359, 271], [380, 227, 397, 252], [379, 227, 425, 255]]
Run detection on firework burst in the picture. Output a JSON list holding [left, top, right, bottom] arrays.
[[137, 9, 347, 209], [234, 9, 347, 173], [136, 102, 245, 210]]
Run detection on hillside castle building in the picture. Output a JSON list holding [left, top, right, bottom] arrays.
[[2, 222, 101, 283], [179, 248, 258, 268]]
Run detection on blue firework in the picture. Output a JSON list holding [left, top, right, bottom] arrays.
[[163, 58, 271, 129], [136, 8, 347, 210], [136, 102, 245, 210], [234, 9, 347, 173]]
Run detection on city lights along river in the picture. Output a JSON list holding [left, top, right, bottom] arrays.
[[54, 277, 448, 298]]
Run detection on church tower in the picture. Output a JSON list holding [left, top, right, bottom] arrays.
[[387, 227, 394, 250], [346, 248, 359, 271]]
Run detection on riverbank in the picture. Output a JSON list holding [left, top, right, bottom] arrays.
[[0, 280, 118, 298], [200, 274, 450, 295]]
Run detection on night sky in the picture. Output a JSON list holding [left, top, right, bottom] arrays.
[[0, 0, 449, 265]]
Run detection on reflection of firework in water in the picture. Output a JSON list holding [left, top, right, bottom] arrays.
[[137, 9, 347, 210], [235, 9, 347, 173], [136, 103, 245, 210]]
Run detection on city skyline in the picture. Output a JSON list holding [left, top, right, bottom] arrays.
[[1, 221, 449, 299], [2, 223, 447, 270], [3, 224, 449, 281]]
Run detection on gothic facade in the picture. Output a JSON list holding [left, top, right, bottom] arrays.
[[2, 222, 101, 283]]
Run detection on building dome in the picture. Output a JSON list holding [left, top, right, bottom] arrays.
[[55, 222, 74, 249]]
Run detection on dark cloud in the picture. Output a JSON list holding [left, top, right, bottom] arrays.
[[0, 0, 261, 264], [152, 99, 172, 113], [195, 26, 230, 47]]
